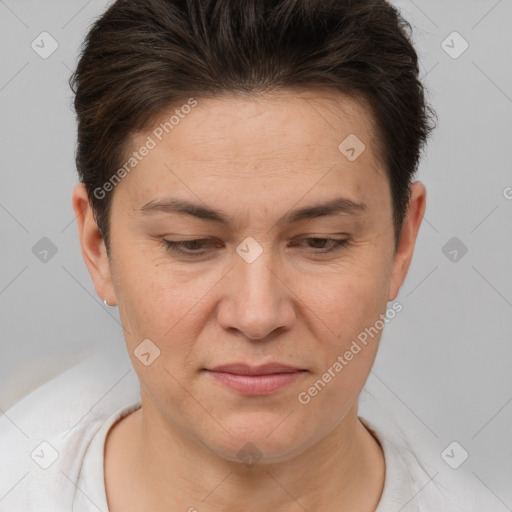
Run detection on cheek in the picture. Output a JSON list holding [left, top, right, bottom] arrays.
[[305, 257, 392, 399], [318, 262, 391, 343], [295, 276, 388, 418], [112, 243, 195, 330], [340, 274, 389, 333], [113, 227, 393, 355]]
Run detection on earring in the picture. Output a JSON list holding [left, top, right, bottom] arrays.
[[103, 298, 114, 307]]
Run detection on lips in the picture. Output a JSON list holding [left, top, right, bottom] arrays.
[[206, 363, 304, 375], [204, 363, 306, 395]]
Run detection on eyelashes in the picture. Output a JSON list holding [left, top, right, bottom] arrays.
[[162, 237, 350, 257]]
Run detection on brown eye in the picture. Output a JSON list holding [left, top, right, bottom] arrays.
[[297, 238, 349, 253], [163, 238, 217, 256]]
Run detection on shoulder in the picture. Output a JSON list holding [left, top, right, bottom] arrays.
[[359, 388, 499, 512], [0, 348, 140, 511]]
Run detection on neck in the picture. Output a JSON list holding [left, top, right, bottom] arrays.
[[105, 399, 385, 512]]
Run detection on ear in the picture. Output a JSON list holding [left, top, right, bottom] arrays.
[[387, 181, 427, 302], [72, 183, 117, 306]]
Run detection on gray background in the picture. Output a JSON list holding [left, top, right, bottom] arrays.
[[0, 0, 511, 506]]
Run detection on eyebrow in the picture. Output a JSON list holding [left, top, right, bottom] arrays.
[[138, 196, 368, 227]]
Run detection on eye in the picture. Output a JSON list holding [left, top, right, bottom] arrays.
[[295, 237, 350, 253], [163, 237, 350, 258], [163, 238, 217, 255]]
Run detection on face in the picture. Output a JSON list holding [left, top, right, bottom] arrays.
[[73, 88, 425, 464]]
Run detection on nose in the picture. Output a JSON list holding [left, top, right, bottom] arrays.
[[216, 249, 296, 341]]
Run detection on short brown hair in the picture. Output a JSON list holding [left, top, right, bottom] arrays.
[[70, 0, 437, 254]]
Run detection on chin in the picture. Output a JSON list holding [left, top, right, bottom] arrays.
[[203, 415, 314, 465]]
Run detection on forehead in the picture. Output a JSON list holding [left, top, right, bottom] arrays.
[[157, 88, 378, 156], [115, 88, 389, 219]]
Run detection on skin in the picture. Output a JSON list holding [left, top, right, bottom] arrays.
[[72, 87, 426, 512]]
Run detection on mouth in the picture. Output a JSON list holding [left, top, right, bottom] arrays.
[[203, 363, 307, 395]]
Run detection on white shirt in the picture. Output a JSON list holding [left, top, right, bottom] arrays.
[[0, 349, 496, 511]]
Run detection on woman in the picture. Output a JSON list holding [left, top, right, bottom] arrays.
[[0, 0, 490, 510]]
